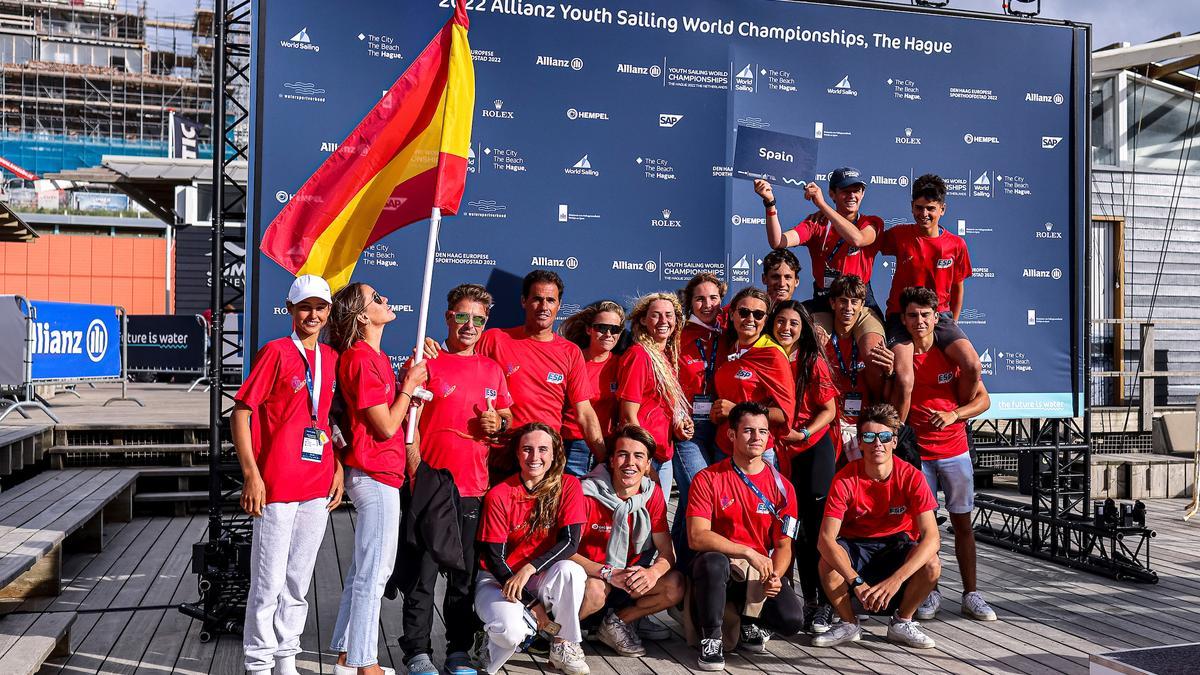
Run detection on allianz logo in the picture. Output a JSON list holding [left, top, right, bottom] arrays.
[[33, 320, 108, 362]]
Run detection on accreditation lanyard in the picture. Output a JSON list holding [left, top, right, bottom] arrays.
[[695, 336, 718, 394], [290, 332, 322, 423], [830, 331, 858, 389], [731, 460, 800, 539]]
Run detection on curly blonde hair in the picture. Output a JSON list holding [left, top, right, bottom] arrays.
[[626, 293, 689, 422]]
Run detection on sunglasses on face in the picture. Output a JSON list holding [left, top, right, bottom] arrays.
[[452, 312, 487, 327], [591, 323, 622, 335], [371, 291, 385, 305], [737, 307, 767, 320], [859, 431, 896, 445]]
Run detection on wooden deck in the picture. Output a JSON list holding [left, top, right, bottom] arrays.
[[0, 494, 1184, 675]]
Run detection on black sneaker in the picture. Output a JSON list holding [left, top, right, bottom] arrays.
[[739, 622, 770, 654], [524, 633, 551, 657], [697, 638, 724, 671], [810, 603, 835, 635]]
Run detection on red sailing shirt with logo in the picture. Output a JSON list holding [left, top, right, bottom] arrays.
[[877, 224, 972, 315]]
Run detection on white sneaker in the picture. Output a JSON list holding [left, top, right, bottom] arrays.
[[549, 640, 590, 675], [962, 591, 997, 621], [811, 621, 861, 648], [597, 610, 645, 656], [887, 616, 936, 649], [273, 655, 300, 675], [915, 589, 941, 620]]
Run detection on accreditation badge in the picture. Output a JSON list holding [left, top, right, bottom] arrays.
[[301, 427, 325, 463]]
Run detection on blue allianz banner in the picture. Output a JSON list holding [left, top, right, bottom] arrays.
[[248, 0, 1088, 418], [30, 301, 121, 381]]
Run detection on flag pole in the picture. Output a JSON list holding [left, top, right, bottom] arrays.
[[406, 206, 441, 443]]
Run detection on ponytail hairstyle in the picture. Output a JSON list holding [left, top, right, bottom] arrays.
[[511, 422, 568, 532], [626, 293, 690, 423], [328, 282, 370, 351], [682, 272, 728, 318], [766, 299, 828, 397], [558, 300, 626, 350], [722, 286, 771, 350]]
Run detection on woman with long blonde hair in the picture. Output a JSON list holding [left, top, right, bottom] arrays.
[[474, 423, 589, 675], [617, 293, 691, 498], [558, 300, 626, 477]]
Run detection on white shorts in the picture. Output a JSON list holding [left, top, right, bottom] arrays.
[[921, 450, 975, 514]]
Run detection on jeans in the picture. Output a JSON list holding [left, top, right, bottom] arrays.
[[400, 496, 482, 659], [670, 425, 718, 566], [564, 438, 594, 478], [690, 551, 805, 640], [652, 457, 673, 502], [329, 469, 401, 667], [243, 498, 328, 672]]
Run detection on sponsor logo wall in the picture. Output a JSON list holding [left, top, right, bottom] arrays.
[[251, 0, 1084, 418]]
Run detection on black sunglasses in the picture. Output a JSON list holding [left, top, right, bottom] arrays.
[[737, 307, 767, 320], [859, 431, 896, 445], [371, 291, 385, 305], [591, 323, 622, 335]]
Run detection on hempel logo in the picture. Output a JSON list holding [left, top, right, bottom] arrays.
[[566, 108, 609, 121], [281, 27, 319, 52], [33, 319, 108, 363], [964, 133, 999, 144]]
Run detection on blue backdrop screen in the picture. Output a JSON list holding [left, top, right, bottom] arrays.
[[249, 0, 1088, 418]]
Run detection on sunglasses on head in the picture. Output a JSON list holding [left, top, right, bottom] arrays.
[[591, 323, 622, 335], [452, 312, 487, 327], [859, 431, 895, 445], [737, 307, 767, 320]]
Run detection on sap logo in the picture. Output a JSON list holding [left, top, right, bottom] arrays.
[[759, 148, 793, 162], [896, 127, 922, 145], [658, 114, 683, 128], [1025, 92, 1064, 105], [964, 133, 999, 144], [281, 27, 319, 52], [33, 319, 108, 362], [938, 372, 954, 384], [384, 197, 404, 210], [1042, 136, 1063, 149], [481, 99, 515, 119], [546, 372, 565, 384]]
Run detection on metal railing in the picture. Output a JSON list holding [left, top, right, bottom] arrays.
[[1089, 318, 1200, 431]]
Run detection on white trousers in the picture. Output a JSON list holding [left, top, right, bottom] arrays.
[[474, 561, 585, 673], [243, 497, 329, 672]]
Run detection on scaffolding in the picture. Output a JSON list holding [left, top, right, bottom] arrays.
[[0, 0, 215, 175]]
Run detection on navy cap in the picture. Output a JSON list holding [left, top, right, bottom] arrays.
[[829, 167, 866, 190]]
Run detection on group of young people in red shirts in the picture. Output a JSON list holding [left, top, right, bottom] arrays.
[[232, 168, 996, 675]]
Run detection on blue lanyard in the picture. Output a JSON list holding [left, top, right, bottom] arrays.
[[290, 333, 321, 424], [731, 460, 789, 522], [830, 332, 858, 388], [695, 337, 717, 393]]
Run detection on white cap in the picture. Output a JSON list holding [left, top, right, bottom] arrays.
[[287, 274, 332, 304]]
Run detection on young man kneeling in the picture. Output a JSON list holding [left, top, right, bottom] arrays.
[[572, 425, 684, 656], [813, 403, 941, 649], [686, 402, 805, 671]]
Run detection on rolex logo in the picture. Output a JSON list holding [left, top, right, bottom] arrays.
[[662, 209, 671, 218], [494, 99, 503, 109]]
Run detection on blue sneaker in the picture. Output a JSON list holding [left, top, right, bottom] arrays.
[[445, 651, 477, 675]]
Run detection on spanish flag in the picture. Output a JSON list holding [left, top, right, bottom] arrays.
[[261, 3, 474, 289]]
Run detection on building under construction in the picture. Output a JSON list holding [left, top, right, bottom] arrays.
[[0, 0, 214, 177]]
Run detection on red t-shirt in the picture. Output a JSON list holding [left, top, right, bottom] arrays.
[[418, 351, 514, 497], [824, 459, 938, 541], [477, 327, 595, 428], [616, 344, 676, 462], [777, 356, 838, 476], [338, 341, 406, 488], [792, 214, 884, 289], [235, 337, 338, 504], [687, 459, 799, 557], [712, 337, 796, 455], [577, 486, 669, 566], [561, 354, 619, 442], [878, 224, 972, 315], [824, 331, 870, 426], [679, 320, 722, 403], [909, 347, 969, 461], [477, 474, 587, 572]]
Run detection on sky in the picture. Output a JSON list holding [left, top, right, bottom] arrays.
[[148, 0, 1198, 50]]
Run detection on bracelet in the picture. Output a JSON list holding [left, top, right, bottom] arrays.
[[763, 198, 777, 208], [800, 427, 810, 441], [766, 209, 778, 217], [398, 390, 412, 401]]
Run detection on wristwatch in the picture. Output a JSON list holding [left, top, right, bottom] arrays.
[[599, 564, 614, 582], [763, 198, 777, 208], [848, 575, 866, 590]]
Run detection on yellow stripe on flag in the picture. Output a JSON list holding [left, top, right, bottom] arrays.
[[440, 23, 474, 160]]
